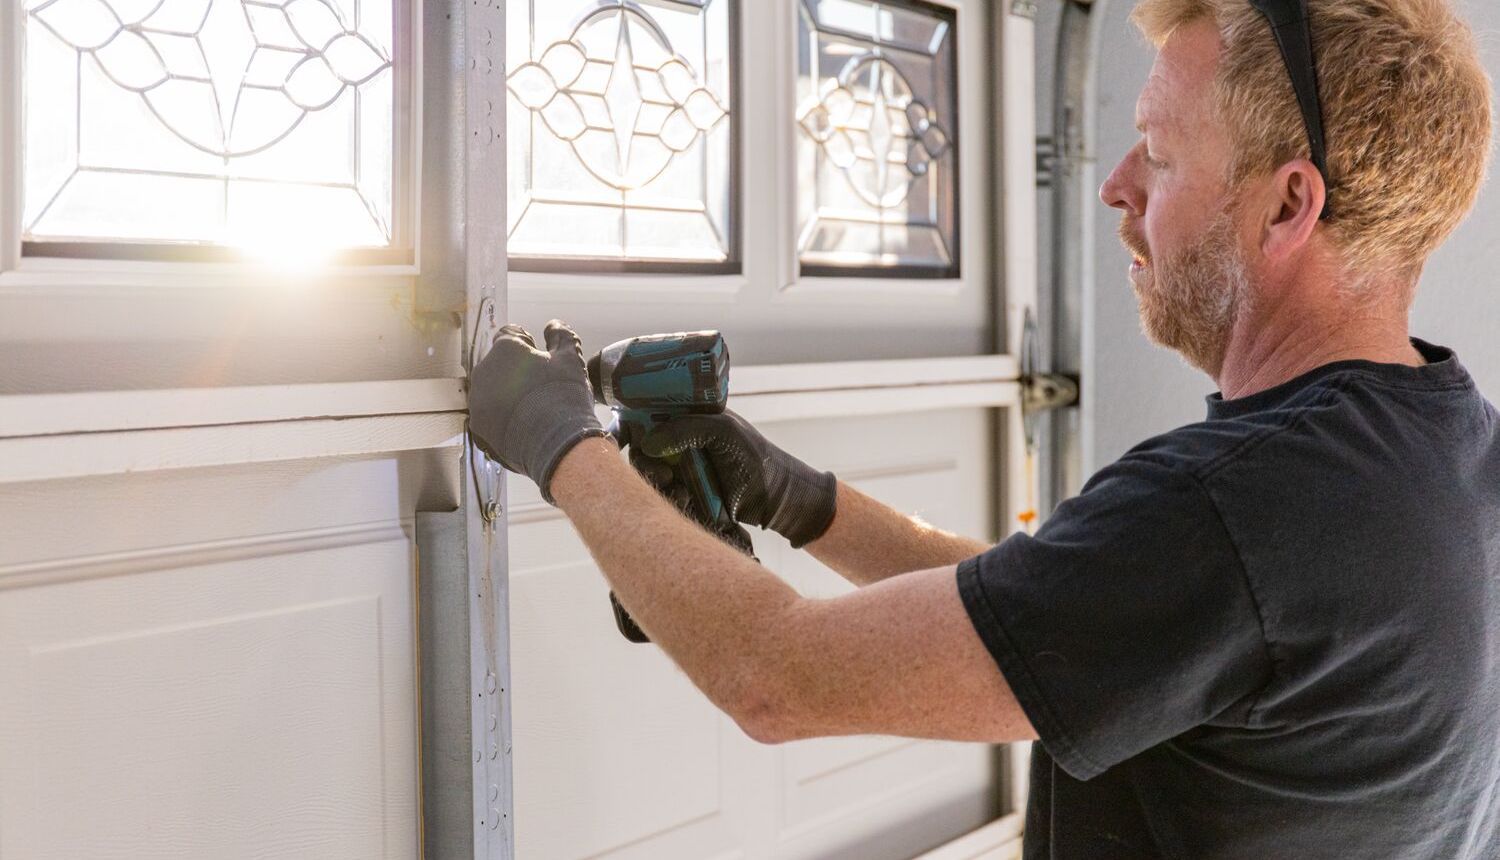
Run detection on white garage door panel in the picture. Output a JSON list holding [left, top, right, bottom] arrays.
[[507, 407, 999, 859], [509, 557, 740, 860], [760, 408, 998, 858], [0, 453, 424, 859]]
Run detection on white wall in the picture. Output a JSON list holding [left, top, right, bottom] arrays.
[[1054, 0, 1500, 471]]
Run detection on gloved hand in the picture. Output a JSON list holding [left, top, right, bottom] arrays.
[[468, 319, 610, 505], [622, 410, 837, 548]]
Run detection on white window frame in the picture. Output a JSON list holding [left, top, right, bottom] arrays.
[[504, 0, 996, 307], [1, 0, 424, 279]]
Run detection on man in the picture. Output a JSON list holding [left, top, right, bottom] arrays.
[[470, 0, 1498, 856]]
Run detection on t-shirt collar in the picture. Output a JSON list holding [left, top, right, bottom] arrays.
[[1206, 338, 1468, 420]]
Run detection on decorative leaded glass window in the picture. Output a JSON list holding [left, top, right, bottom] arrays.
[[506, 0, 737, 272], [796, 0, 958, 278], [21, 0, 403, 257]]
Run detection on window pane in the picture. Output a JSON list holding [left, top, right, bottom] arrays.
[[506, 0, 736, 269], [797, 0, 958, 277], [22, 0, 398, 251]]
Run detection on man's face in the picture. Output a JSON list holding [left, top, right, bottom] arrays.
[[1100, 19, 1250, 376]]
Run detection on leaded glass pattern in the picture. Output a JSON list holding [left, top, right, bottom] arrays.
[[506, 0, 736, 269], [22, 0, 398, 250], [796, 0, 958, 276]]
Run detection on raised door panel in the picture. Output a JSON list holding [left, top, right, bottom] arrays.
[[0, 455, 427, 859], [0, 542, 418, 860]]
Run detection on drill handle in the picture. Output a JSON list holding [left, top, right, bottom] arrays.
[[673, 447, 755, 556], [674, 447, 729, 530], [609, 411, 755, 644]]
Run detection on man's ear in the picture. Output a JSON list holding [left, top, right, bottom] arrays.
[[1260, 158, 1326, 262]]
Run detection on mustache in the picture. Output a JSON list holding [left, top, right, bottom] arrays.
[[1118, 217, 1150, 263]]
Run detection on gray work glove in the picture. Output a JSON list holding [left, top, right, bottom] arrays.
[[625, 410, 837, 548], [468, 320, 609, 505]]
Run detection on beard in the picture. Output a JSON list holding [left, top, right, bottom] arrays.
[[1120, 206, 1250, 376]]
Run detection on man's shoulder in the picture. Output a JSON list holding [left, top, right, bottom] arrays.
[[1108, 406, 1312, 487], [1116, 364, 1425, 484]]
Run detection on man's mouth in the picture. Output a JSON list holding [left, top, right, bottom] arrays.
[[1118, 219, 1150, 272]]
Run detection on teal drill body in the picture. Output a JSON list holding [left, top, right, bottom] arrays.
[[588, 331, 753, 642]]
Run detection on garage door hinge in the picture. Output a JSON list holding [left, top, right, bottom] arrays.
[[1011, 0, 1038, 19], [1019, 308, 1081, 420], [1023, 371, 1081, 416]]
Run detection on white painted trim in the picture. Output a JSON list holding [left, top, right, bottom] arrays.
[[733, 355, 1019, 395], [0, 413, 464, 484], [773, 0, 989, 300], [999, 7, 1039, 355], [0, 355, 1014, 441], [0, 261, 423, 291], [998, 0, 1041, 539], [776, 276, 969, 304], [1008, 742, 1033, 819], [1, 2, 19, 273], [506, 271, 748, 305], [0, 379, 466, 438], [735, 381, 1019, 424], [398, 0, 423, 260], [913, 814, 1024, 860]]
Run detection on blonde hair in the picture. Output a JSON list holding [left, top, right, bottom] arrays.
[[1132, 0, 1493, 280]]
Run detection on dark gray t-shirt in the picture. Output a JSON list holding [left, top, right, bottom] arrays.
[[958, 339, 1500, 859]]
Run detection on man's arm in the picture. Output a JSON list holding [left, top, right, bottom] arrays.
[[805, 482, 993, 586], [551, 436, 1038, 745], [629, 411, 990, 586]]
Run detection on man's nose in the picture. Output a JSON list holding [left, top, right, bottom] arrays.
[[1099, 154, 1143, 216]]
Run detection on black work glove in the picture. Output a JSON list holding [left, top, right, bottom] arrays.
[[468, 320, 610, 505], [624, 410, 837, 549]]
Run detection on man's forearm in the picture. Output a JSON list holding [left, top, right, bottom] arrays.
[[549, 437, 799, 725], [805, 482, 991, 586]]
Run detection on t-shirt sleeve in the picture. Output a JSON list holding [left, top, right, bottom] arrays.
[[958, 455, 1271, 780]]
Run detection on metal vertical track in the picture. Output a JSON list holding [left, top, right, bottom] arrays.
[[418, 509, 483, 858], [417, 0, 516, 846], [417, 0, 511, 855], [1044, 0, 1103, 515], [464, 0, 511, 855], [414, 0, 511, 851]]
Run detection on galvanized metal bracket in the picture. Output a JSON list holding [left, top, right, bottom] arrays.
[[1019, 308, 1081, 450], [1010, 0, 1038, 19], [1035, 135, 1058, 189], [1023, 370, 1081, 417]]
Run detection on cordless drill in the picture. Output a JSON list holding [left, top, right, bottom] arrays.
[[588, 331, 756, 643]]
